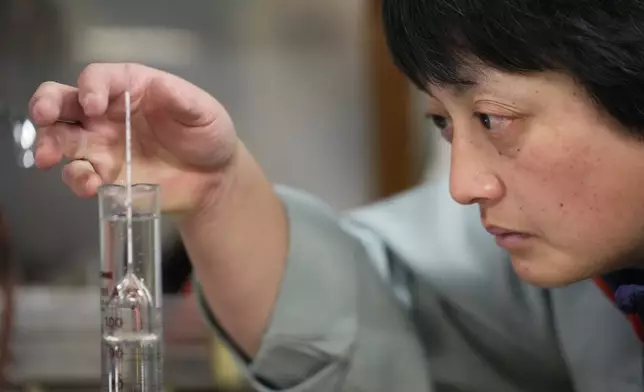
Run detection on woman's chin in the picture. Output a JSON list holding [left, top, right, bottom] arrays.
[[510, 255, 592, 288]]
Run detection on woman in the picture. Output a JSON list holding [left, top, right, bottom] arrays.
[[29, 0, 644, 390]]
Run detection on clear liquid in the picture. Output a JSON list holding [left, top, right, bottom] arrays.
[[102, 332, 161, 392], [100, 214, 162, 311], [100, 214, 163, 392]]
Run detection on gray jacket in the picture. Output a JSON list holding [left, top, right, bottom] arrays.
[[198, 175, 643, 391]]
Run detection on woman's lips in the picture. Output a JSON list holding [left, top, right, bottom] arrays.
[[485, 226, 533, 249]]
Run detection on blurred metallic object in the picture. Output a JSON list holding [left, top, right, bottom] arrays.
[[12, 119, 36, 169], [0, 0, 68, 170], [0, 102, 36, 169]]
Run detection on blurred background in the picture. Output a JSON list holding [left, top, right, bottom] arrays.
[[0, 0, 448, 390]]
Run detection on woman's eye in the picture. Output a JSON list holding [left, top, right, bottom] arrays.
[[475, 113, 511, 132], [431, 115, 448, 129], [430, 115, 453, 141]]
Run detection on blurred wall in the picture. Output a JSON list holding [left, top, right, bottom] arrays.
[[0, 0, 377, 284]]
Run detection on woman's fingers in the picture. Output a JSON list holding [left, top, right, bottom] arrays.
[[29, 65, 136, 194], [29, 82, 86, 126], [34, 125, 62, 170], [77, 63, 135, 117], [36, 121, 121, 186], [34, 122, 90, 169], [31, 81, 95, 172], [61, 160, 102, 198]]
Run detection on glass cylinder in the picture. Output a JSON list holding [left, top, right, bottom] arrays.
[[98, 183, 163, 392]]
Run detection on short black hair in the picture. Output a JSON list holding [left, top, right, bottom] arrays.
[[382, 0, 644, 133]]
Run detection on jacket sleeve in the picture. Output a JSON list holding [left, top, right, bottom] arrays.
[[195, 186, 433, 391]]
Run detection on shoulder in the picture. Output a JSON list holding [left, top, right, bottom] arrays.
[[344, 180, 554, 346]]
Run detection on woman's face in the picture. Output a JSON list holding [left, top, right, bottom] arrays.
[[428, 69, 644, 287]]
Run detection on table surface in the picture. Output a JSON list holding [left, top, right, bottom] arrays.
[[3, 286, 219, 388]]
